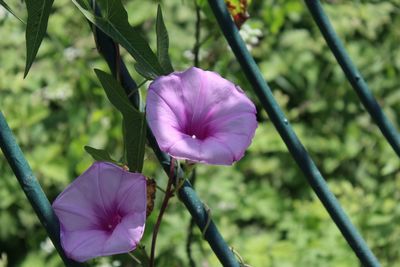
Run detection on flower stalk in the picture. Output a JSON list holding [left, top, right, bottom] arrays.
[[149, 158, 176, 267]]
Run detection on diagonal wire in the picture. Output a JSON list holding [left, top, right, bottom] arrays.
[[207, 0, 381, 266], [304, 0, 400, 158], [87, 1, 240, 266], [0, 112, 85, 267]]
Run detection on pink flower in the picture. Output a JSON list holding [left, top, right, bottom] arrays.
[[146, 67, 257, 165], [52, 162, 146, 262]]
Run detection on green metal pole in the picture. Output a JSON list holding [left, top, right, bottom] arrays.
[[0, 112, 84, 267], [207, 0, 381, 266], [304, 0, 400, 158]]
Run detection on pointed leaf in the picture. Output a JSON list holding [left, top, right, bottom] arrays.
[[94, 69, 147, 172], [134, 63, 158, 80], [24, 0, 54, 77], [123, 115, 146, 173], [94, 68, 136, 116], [72, 0, 164, 79], [84, 146, 118, 163], [156, 4, 174, 74], [0, 0, 25, 23]]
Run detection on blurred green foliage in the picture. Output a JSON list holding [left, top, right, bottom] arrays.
[[0, 0, 399, 266]]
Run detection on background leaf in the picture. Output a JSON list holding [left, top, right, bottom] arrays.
[[94, 69, 136, 115], [156, 4, 174, 74], [0, 0, 25, 23], [94, 69, 146, 172], [72, 0, 164, 79], [24, 0, 54, 77]]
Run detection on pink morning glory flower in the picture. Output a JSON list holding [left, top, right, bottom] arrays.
[[146, 67, 257, 165], [52, 162, 146, 262]]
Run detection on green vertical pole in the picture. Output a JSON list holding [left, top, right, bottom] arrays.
[[207, 1, 381, 266], [0, 112, 84, 267]]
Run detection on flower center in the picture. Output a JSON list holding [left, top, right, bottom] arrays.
[[104, 213, 122, 232], [182, 118, 210, 140]]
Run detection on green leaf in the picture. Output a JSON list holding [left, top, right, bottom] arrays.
[[156, 4, 174, 74], [122, 115, 147, 173], [24, 0, 54, 77], [134, 63, 158, 80], [0, 1, 25, 23], [94, 68, 136, 116], [94, 69, 147, 172], [84, 145, 118, 163], [72, 0, 164, 79]]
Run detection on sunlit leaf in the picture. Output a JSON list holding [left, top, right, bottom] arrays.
[[0, 0, 25, 23], [156, 4, 174, 74], [24, 0, 54, 77], [72, 0, 164, 79]]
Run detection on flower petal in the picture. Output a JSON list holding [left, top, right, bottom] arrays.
[[146, 89, 188, 150], [178, 68, 255, 124], [200, 137, 235, 165], [166, 136, 202, 162], [175, 67, 205, 124], [166, 136, 235, 165], [209, 113, 257, 160], [53, 202, 103, 231], [147, 74, 188, 128], [116, 175, 147, 215], [103, 212, 145, 255], [60, 229, 108, 262]]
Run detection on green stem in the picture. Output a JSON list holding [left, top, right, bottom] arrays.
[[156, 184, 167, 194], [137, 79, 148, 89], [149, 159, 175, 267], [128, 252, 142, 265]]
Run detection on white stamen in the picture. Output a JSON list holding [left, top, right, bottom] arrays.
[[108, 224, 113, 229], [191, 135, 197, 139]]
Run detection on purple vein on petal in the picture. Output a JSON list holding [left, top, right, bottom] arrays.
[[188, 70, 204, 133], [207, 136, 236, 160], [96, 163, 108, 217], [67, 231, 104, 255], [54, 205, 104, 226], [163, 135, 190, 153], [166, 137, 200, 161], [116, 177, 145, 214], [201, 111, 256, 130], [147, 118, 182, 133]]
